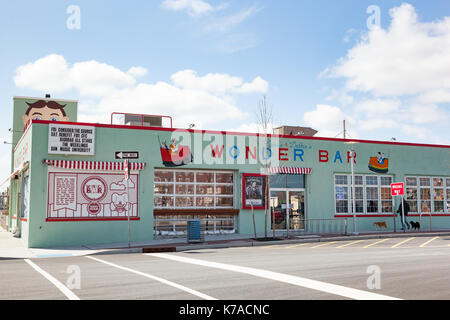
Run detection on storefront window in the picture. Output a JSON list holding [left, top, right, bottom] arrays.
[[269, 174, 305, 189], [420, 183, 431, 212], [406, 176, 450, 214], [334, 174, 393, 215], [154, 171, 174, 182], [196, 172, 214, 183], [335, 175, 348, 213], [154, 169, 234, 209], [216, 172, 233, 184], [176, 172, 194, 183]]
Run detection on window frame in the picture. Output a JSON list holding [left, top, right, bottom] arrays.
[[154, 169, 235, 209], [405, 176, 450, 214], [334, 173, 394, 215]]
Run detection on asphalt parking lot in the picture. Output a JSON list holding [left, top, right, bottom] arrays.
[[1, 236, 450, 300]]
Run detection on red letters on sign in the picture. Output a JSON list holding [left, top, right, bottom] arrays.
[[279, 148, 289, 161], [347, 151, 356, 164], [319, 150, 328, 162], [210, 145, 224, 158], [246, 146, 257, 159]]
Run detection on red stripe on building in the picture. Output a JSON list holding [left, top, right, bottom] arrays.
[[43, 160, 146, 172]]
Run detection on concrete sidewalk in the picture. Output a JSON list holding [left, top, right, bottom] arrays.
[[2, 226, 450, 259]]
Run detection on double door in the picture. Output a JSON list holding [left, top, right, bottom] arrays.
[[270, 189, 305, 230]]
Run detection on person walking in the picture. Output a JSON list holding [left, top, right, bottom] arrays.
[[397, 198, 410, 230]]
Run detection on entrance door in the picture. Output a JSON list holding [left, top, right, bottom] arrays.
[[270, 189, 305, 231], [288, 190, 305, 230]]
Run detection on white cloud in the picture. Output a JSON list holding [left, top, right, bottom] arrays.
[[321, 3, 450, 144], [14, 54, 72, 93], [226, 122, 275, 134], [303, 104, 356, 138], [93, 82, 247, 128], [409, 104, 448, 124], [14, 54, 268, 130], [127, 66, 148, 77], [160, 0, 226, 17], [14, 54, 137, 98], [204, 5, 262, 33], [171, 70, 268, 94], [329, 3, 450, 98], [355, 99, 401, 117]]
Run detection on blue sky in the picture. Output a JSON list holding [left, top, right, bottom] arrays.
[[1, 0, 450, 182]]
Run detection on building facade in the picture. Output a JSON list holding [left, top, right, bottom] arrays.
[[6, 97, 450, 248]]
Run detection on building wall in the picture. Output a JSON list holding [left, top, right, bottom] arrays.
[[21, 120, 450, 248]]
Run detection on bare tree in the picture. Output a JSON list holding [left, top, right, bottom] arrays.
[[256, 95, 273, 239]]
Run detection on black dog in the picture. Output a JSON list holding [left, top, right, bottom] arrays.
[[410, 221, 421, 231]]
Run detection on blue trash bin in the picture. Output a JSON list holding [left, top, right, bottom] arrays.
[[187, 220, 203, 243]]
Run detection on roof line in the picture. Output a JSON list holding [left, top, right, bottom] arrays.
[[13, 96, 78, 103], [30, 120, 450, 149]]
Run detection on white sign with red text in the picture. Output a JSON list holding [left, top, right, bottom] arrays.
[[391, 182, 404, 196]]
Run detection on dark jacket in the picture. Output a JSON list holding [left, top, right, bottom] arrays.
[[397, 200, 410, 216]]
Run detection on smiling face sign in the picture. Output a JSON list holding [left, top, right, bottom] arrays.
[[22, 100, 69, 126]]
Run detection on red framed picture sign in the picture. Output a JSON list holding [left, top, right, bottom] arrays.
[[242, 173, 268, 210]]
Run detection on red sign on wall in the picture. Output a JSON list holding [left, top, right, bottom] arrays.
[[391, 182, 404, 196]]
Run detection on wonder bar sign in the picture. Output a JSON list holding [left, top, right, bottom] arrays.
[[48, 123, 95, 155]]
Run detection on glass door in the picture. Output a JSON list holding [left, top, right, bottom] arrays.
[[270, 189, 305, 231], [289, 190, 305, 230], [270, 190, 287, 230]]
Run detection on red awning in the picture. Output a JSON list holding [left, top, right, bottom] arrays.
[[43, 159, 146, 171], [0, 161, 29, 187], [268, 167, 312, 174]]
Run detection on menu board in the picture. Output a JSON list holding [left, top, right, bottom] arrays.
[[48, 124, 95, 155]]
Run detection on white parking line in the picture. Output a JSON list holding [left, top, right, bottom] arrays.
[[147, 253, 401, 300], [86, 256, 216, 300], [24, 259, 80, 300]]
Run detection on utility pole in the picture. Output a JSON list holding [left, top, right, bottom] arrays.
[[343, 120, 347, 139]]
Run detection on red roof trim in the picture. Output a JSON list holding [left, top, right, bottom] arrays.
[[30, 119, 450, 149]]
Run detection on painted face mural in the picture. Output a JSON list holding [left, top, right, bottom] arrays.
[[23, 100, 69, 126]]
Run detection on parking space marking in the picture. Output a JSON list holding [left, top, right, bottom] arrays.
[[147, 253, 401, 300], [311, 241, 337, 248], [284, 243, 310, 249], [419, 237, 439, 247], [24, 259, 80, 300], [336, 240, 364, 248], [391, 237, 415, 248], [86, 256, 216, 300], [363, 238, 389, 248]]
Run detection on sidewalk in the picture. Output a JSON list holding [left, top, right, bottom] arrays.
[[1, 227, 450, 259]]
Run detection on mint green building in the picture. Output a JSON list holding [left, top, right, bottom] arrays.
[[7, 97, 450, 248]]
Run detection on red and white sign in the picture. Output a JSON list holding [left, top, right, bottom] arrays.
[[47, 172, 139, 220], [391, 182, 404, 196]]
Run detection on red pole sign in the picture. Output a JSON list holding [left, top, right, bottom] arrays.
[[391, 182, 404, 196], [124, 159, 129, 180]]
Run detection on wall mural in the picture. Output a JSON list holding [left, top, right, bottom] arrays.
[[158, 136, 192, 167], [368, 152, 389, 173], [23, 100, 69, 128], [46, 172, 139, 220]]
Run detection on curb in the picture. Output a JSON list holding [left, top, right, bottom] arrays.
[[174, 231, 450, 252], [4, 231, 450, 259]]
